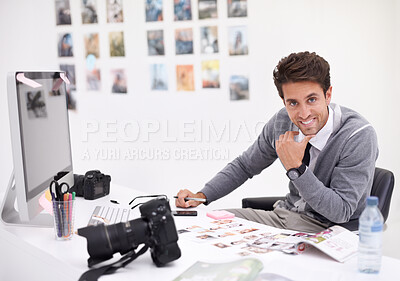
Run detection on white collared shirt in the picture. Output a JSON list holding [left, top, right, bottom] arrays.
[[296, 106, 334, 171]]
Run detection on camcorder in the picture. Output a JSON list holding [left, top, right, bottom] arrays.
[[71, 170, 111, 200], [77, 197, 181, 274]]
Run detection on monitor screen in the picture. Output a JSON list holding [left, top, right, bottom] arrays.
[[1, 71, 73, 226], [17, 73, 72, 200]]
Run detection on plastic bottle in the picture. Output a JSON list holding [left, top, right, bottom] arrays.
[[358, 196, 384, 273]]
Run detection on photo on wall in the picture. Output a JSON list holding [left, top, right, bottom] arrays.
[[55, 0, 72, 25], [174, 0, 192, 21], [60, 64, 77, 110], [147, 30, 165, 56], [175, 28, 193, 55], [202, 60, 220, 88], [58, 33, 73, 57], [84, 33, 100, 58], [86, 67, 101, 91], [200, 26, 218, 54], [176, 65, 195, 91], [198, 0, 218, 19], [26, 91, 47, 119], [227, 0, 247, 17], [146, 0, 163, 22], [81, 0, 98, 24], [229, 75, 249, 100], [150, 64, 168, 90], [109, 31, 125, 57], [111, 69, 127, 94], [59, 64, 76, 91], [107, 0, 124, 23], [228, 26, 248, 56]]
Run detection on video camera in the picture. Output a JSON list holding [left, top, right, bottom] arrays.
[[77, 197, 181, 268]]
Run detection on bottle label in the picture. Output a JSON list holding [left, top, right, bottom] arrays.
[[371, 224, 383, 232]]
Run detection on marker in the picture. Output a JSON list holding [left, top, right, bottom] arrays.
[[173, 196, 207, 203], [110, 200, 120, 204]]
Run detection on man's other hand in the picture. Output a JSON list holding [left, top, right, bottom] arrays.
[[175, 189, 206, 208], [275, 131, 314, 170]]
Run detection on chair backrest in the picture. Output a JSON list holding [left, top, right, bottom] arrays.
[[371, 167, 395, 222], [339, 167, 395, 231]]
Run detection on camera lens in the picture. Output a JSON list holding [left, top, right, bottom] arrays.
[[78, 218, 150, 262]]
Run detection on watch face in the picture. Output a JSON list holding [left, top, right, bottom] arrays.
[[288, 170, 300, 180]]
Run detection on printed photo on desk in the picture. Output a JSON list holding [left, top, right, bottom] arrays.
[[173, 258, 263, 281]]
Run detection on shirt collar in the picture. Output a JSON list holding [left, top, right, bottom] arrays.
[[296, 106, 333, 151]]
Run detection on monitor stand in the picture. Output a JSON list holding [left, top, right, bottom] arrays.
[[0, 171, 53, 227]]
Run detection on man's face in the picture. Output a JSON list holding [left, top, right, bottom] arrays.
[[282, 81, 332, 136]]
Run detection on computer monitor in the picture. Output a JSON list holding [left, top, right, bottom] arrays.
[[1, 71, 74, 227]]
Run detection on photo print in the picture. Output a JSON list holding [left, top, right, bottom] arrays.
[[86, 68, 101, 91], [109, 31, 125, 57], [26, 91, 47, 119], [174, 0, 192, 21], [175, 28, 193, 55], [227, 0, 247, 18], [147, 30, 165, 56], [58, 33, 73, 57], [60, 64, 76, 91], [229, 75, 249, 100], [200, 26, 218, 54], [107, 0, 124, 23], [55, 0, 71, 25], [111, 69, 127, 94], [198, 0, 218, 19], [176, 65, 195, 91], [150, 64, 168, 90], [202, 60, 220, 88], [84, 33, 100, 58], [60, 64, 77, 110], [228, 26, 248, 55], [145, 0, 163, 22], [81, 0, 98, 24]]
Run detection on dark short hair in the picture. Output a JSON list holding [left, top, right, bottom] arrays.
[[273, 51, 331, 99]]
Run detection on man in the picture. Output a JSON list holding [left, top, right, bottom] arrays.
[[175, 51, 378, 233]]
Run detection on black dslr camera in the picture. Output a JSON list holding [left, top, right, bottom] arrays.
[[71, 170, 111, 200], [77, 198, 181, 268]]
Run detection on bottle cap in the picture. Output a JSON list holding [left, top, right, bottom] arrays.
[[367, 196, 379, 206]]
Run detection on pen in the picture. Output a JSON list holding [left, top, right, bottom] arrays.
[[173, 196, 207, 203]]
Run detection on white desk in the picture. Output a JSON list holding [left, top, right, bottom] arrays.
[[0, 184, 398, 281]]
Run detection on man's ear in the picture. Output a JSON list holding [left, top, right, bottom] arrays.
[[325, 86, 332, 105]]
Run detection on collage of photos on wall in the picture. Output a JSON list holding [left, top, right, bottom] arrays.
[[55, 0, 127, 110], [146, 0, 249, 100], [55, 0, 249, 106]]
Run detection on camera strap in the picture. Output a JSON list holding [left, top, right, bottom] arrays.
[[78, 244, 150, 281]]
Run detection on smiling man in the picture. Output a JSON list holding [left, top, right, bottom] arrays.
[[176, 52, 378, 233]]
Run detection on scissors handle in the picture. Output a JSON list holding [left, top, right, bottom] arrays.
[[49, 180, 70, 201]]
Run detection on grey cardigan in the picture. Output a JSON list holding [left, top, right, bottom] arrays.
[[200, 103, 378, 224]]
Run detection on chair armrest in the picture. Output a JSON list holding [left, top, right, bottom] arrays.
[[242, 196, 286, 211]]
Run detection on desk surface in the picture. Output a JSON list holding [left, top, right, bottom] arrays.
[[0, 184, 398, 281]]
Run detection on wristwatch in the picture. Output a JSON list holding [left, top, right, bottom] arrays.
[[286, 163, 307, 180]]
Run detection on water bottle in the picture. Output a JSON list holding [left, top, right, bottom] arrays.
[[358, 196, 384, 273]]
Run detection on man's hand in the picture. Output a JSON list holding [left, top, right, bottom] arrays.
[[275, 131, 314, 170], [175, 189, 207, 208]]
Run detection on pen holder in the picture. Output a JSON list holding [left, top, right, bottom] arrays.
[[52, 200, 75, 240]]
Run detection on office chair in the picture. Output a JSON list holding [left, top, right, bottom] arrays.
[[242, 167, 395, 231]]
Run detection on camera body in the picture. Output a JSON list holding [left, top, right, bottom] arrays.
[[78, 198, 181, 267], [72, 170, 111, 200]]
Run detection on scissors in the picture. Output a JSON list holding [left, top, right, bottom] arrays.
[[49, 180, 70, 201]]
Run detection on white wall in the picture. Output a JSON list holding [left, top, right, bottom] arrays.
[[0, 0, 399, 215]]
